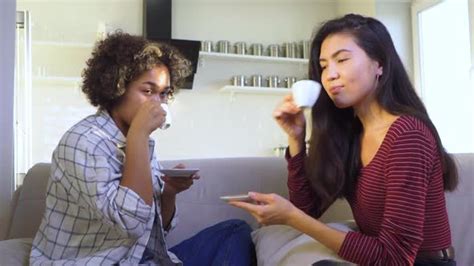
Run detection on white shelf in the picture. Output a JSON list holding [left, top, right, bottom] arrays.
[[194, 52, 308, 90], [220, 85, 291, 95], [33, 41, 94, 48], [199, 51, 308, 65]]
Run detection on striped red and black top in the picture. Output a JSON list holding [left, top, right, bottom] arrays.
[[287, 116, 452, 265]]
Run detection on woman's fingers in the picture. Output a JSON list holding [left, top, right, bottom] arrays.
[[274, 101, 301, 118], [229, 201, 262, 215], [229, 200, 272, 226], [248, 192, 275, 204]]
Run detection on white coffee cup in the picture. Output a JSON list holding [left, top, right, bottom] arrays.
[[160, 103, 172, 130], [291, 80, 321, 108]]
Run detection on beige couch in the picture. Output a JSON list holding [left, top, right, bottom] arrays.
[[0, 155, 472, 265]]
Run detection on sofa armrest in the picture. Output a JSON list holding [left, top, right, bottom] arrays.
[[7, 163, 49, 240], [0, 238, 32, 265], [0, 186, 22, 240]]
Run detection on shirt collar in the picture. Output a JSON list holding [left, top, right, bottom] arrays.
[[94, 109, 127, 148]]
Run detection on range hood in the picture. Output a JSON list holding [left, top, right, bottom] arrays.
[[144, 0, 200, 90]]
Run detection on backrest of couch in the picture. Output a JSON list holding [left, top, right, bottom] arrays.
[[7, 163, 50, 240], [7, 154, 472, 264], [446, 153, 473, 265], [161, 157, 353, 247], [161, 157, 291, 247], [6, 158, 297, 242], [7, 157, 352, 246]]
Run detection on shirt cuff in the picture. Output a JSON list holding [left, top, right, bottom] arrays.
[[164, 205, 179, 237], [337, 231, 360, 261], [285, 147, 306, 172]]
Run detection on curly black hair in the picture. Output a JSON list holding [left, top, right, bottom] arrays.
[[81, 31, 192, 111]]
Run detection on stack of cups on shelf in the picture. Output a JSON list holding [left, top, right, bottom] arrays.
[[201, 40, 311, 59], [230, 75, 299, 88]]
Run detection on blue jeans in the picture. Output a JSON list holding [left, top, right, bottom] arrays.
[[170, 219, 255, 266]]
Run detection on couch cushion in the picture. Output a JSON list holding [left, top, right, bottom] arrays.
[[0, 238, 32, 265], [251, 223, 355, 266], [7, 164, 50, 239]]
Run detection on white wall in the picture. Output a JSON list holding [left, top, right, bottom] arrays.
[[16, 0, 143, 164], [155, 0, 338, 159], [156, 0, 414, 160], [470, 0, 474, 137], [376, 1, 414, 82], [336, 0, 376, 16], [16, 0, 340, 163], [470, 0, 474, 76], [0, 0, 16, 240], [172, 0, 335, 44], [14, 0, 415, 164]]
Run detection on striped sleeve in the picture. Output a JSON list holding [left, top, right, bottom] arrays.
[[286, 148, 319, 217], [338, 129, 436, 265]]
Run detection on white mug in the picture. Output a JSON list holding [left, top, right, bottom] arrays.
[[291, 80, 321, 108], [160, 103, 172, 130]]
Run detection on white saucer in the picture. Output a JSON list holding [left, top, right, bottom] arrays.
[[160, 168, 200, 178]]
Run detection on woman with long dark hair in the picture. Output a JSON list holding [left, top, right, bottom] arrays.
[[231, 14, 458, 265]]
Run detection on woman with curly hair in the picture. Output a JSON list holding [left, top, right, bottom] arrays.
[[230, 14, 458, 265], [30, 32, 254, 265]]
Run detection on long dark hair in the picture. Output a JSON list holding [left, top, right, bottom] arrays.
[[306, 14, 458, 217]]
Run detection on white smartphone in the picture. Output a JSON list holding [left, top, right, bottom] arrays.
[[220, 194, 253, 203], [159, 168, 199, 178]]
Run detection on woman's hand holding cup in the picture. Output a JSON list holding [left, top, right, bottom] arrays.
[[273, 80, 321, 156], [130, 100, 167, 137], [273, 94, 306, 150]]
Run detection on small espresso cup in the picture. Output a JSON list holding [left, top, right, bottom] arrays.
[[301, 40, 311, 59], [291, 80, 321, 108], [251, 75, 263, 87], [200, 40, 213, 52], [268, 44, 280, 57], [234, 42, 247, 55], [267, 76, 280, 88], [284, 76, 297, 88], [249, 43, 263, 56], [231, 75, 247, 86], [217, 40, 231, 53]]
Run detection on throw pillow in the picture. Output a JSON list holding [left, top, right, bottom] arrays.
[[251, 222, 356, 266]]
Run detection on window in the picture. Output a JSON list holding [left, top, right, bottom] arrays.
[[413, 0, 474, 153], [13, 1, 140, 187]]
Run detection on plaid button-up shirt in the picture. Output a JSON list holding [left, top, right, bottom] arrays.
[[30, 110, 180, 265]]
